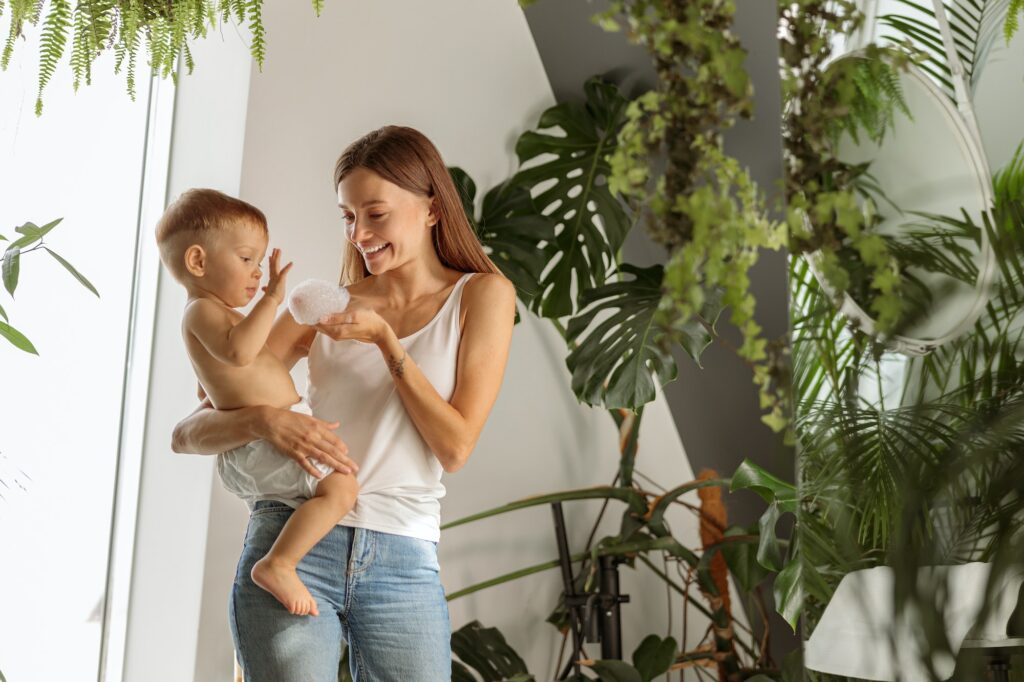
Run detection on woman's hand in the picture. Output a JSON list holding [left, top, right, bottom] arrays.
[[315, 305, 390, 345], [258, 405, 360, 478]]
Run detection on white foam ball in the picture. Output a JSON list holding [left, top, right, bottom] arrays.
[[287, 279, 352, 325]]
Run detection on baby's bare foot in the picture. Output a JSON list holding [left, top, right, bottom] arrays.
[[251, 556, 320, 616]]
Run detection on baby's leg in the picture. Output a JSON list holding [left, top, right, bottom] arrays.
[[251, 472, 360, 616]]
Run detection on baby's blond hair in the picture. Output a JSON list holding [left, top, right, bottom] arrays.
[[155, 188, 268, 284]]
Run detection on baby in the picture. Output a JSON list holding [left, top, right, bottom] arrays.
[[155, 187, 359, 617]]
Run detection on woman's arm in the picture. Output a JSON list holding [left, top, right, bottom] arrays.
[[171, 310, 358, 477], [375, 273, 515, 473], [170, 400, 357, 476]]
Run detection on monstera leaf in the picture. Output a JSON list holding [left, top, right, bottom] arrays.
[[511, 75, 632, 320], [449, 166, 555, 317], [566, 263, 724, 410], [450, 620, 534, 682]]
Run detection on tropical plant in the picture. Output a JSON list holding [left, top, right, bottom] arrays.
[[787, 1, 1024, 671], [878, 0, 1023, 97], [435, 69, 806, 678]]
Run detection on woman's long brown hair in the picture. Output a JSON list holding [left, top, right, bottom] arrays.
[[332, 125, 502, 286]]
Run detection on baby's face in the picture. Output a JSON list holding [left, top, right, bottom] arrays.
[[202, 224, 268, 308]]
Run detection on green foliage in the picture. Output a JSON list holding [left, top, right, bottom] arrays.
[[1009, 0, 1024, 41], [449, 166, 556, 326], [565, 263, 723, 410], [781, 5, 914, 339], [450, 620, 534, 682], [878, 0, 1020, 97], [1, 217, 98, 354], [590, 0, 789, 431], [0, 0, 324, 112], [510, 77, 631, 319]]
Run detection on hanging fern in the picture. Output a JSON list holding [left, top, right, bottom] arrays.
[[1009, 0, 1024, 40], [0, 0, 324, 114], [35, 0, 70, 115]]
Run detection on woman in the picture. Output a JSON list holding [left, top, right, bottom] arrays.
[[171, 125, 516, 680]]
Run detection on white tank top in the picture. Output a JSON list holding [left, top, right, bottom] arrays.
[[306, 271, 477, 542]]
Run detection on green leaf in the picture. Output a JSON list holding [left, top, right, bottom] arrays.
[[450, 167, 556, 315], [44, 247, 99, 297], [450, 620, 533, 681], [756, 501, 785, 572], [3, 246, 20, 296], [7, 217, 60, 249], [0, 233, 7, 241], [720, 525, 771, 592], [585, 659, 643, 682], [0, 320, 38, 354], [729, 459, 797, 513], [566, 263, 700, 409], [774, 556, 804, 632], [631, 634, 677, 682], [0, 300, 6, 322], [511, 75, 631, 319]]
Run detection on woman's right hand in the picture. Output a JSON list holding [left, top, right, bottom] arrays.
[[258, 405, 359, 478]]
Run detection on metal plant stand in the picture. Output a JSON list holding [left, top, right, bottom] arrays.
[[551, 502, 631, 679]]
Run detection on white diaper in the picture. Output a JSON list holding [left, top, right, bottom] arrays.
[[216, 397, 334, 511]]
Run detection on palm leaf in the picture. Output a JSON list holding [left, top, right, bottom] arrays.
[[879, 0, 1012, 97]]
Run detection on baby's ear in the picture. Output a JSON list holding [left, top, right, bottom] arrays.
[[183, 244, 206, 276]]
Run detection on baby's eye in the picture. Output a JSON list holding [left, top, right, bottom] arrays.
[[371, 214, 386, 219], [241, 257, 252, 262]]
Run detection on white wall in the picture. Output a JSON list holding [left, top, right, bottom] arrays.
[[123, 25, 253, 682], [189, 1, 718, 679]]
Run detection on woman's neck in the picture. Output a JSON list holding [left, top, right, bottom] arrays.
[[365, 251, 458, 308]]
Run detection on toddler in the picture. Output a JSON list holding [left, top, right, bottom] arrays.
[[155, 187, 359, 617]]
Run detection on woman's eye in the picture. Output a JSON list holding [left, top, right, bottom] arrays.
[[371, 214, 385, 219], [242, 257, 251, 262]]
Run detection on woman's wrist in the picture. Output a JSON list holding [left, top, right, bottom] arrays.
[[246, 404, 275, 441], [376, 327, 406, 378]]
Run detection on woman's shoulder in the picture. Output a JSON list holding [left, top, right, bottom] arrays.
[[461, 271, 516, 313]]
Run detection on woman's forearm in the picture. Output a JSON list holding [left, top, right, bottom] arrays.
[[376, 331, 468, 472], [171, 403, 266, 455]]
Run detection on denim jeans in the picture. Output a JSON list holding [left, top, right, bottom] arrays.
[[228, 500, 452, 681]]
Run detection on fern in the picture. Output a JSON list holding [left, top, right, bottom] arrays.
[[247, 0, 263, 71], [35, 0, 70, 116], [1009, 0, 1024, 41], [0, 0, 328, 113]]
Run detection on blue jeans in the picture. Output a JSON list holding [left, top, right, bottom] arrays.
[[228, 500, 452, 681]]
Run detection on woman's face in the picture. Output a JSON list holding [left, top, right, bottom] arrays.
[[337, 167, 437, 274]]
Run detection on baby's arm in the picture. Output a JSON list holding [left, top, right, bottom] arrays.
[[184, 248, 293, 366]]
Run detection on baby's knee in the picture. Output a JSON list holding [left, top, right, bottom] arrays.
[[316, 471, 359, 512]]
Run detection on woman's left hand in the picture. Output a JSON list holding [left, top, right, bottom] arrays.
[[315, 306, 390, 345]]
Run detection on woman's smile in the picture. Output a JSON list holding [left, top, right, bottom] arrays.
[[364, 242, 391, 259]]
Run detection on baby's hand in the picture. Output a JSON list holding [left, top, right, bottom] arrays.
[[262, 248, 293, 303]]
